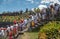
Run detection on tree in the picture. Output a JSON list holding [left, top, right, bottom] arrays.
[[34, 8, 40, 13], [25, 8, 28, 13], [29, 10, 34, 15], [20, 10, 23, 15]]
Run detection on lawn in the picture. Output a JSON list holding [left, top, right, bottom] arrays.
[[28, 32, 38, 39]]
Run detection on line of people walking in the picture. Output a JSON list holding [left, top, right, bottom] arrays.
[[0, 13, 41, 39], [0, 3, 60, 39]]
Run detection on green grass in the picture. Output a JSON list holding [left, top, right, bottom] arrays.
[[28, 32, 38, 39]]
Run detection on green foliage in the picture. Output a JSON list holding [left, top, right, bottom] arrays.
[[39, 21, 60, 39]]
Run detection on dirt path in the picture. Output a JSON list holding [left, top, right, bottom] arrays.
[[21, 23, 30, 39], [21, 33, 30, 39], [17, 32, 30, 39]]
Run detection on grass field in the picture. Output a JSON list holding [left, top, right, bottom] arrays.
[[28, 32, 38, 39]]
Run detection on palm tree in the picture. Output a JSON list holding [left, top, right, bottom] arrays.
[[34, 8, 40, 13], [34, 8, 41, 22]]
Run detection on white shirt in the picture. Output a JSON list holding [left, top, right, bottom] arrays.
[[10, 26, 14, 30], [7, 27, 10, 32], [1, 30, 4, 36], [16, 24, 18, 27], [15, 24, 18, 29], [32, 16, 34, 20], [24, 19, 27, 24]]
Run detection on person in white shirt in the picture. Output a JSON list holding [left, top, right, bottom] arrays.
[[16, 23, 18, 27], [23, 19, 28, 29], [42, 13, 46, 22], [15, 23, 19, 33], [0, 27, 5, 38], [31, 15, 35, 21], [1, 29, 5, 37], [10, 25, 14, 31], [7, 26, 10, 32], [24, 19, 28, 25]]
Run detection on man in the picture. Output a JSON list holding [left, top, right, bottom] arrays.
[[13, 20, 17, 24], [54, 3, 59, 15], [31, 15, 34, 21], [6, 25, 10, 36], [34, 14, 38, 24], [31, 15, 35, 28], [0, 30, 1, 37], [7, 25, 10, 31], [20, 18, 24, 31], [1, 27, 5, 39], [24, 19, 28, 25], [10, 25, 14, 31], [8, 30, 13, 39], [15, 23, 19, 34], [13, 26, 17, 37], [24, 19, 28, 28], [41, 8, 47, 21]]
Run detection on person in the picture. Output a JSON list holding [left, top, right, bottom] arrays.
[[31, 20, 35, 28], [8, 29, 13, 39], [1, 27, 5, 39], [42, 14, 46, 21], [34, 14, 38, 24], [23, 19, 28, 29], [35, 13, 39, 20], [1, 27, 4, 35], [19, 18, 24, 31], [13, 26, 17, 37], [41, 8, 47, 22], [0, 30, 1, 36], [54, 3, 59, 15], [24, 19, 28, 25], [10, 25, 14, 31], [31, 15, 35, 28], [15, 22, 19, 34], [20, 18, 24, 23], [6, 25, 10, 36], [13, 20, 17, 24], [0, 30, 2, 39], [31, 15, 34, 21]]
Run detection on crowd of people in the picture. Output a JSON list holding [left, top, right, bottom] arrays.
[[0, 3, 60, 39], [0, 13, 40, 39]]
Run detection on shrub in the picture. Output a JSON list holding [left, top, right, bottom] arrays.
[[39, 21, 60, 39]]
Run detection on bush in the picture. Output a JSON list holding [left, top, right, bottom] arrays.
[[38, 21, 60, 39]]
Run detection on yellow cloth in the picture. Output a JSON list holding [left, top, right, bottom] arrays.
[[31, 21, 35, 27]]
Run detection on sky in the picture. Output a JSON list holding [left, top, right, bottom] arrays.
[[0, 0, 60, 13]]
